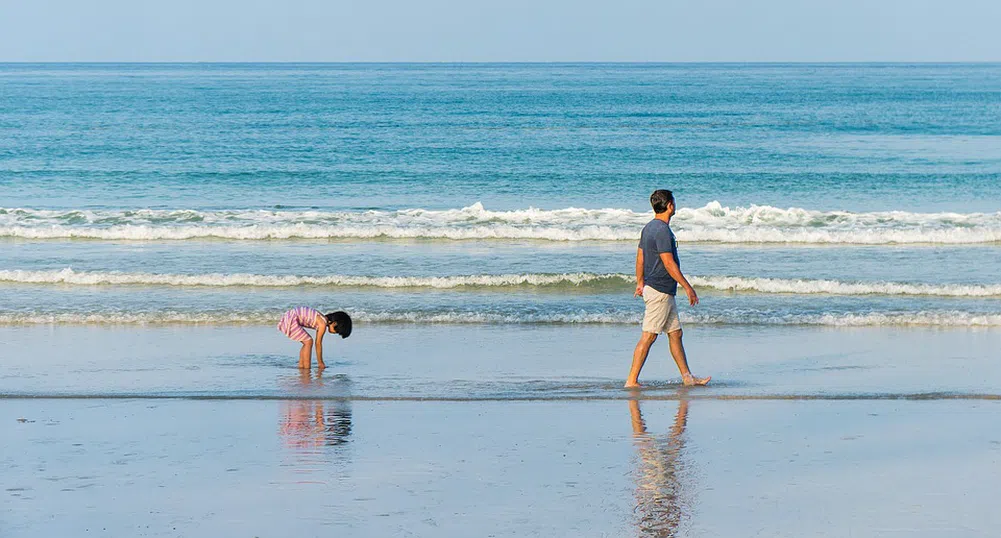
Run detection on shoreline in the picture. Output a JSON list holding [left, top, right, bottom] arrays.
[[3, 323, 1000, 399]]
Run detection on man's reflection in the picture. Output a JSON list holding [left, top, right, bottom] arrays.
[[280, 370, 352, 450], [630, 398, 691, 537]]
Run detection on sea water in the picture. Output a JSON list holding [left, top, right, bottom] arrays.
[[5, 64, 1001, 538], [1, 63, 1000, 329]]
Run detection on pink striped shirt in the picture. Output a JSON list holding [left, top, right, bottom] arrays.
[[286, 306, 323, 330]]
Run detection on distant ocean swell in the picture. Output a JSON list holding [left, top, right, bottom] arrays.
[[3, 310, 1001, 327], [3, 202, 1001, 244], [4, 268, 1001, 297]]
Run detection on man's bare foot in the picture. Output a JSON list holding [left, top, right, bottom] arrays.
[[682, 375, 711, 386], [624, 381, 645, 389]]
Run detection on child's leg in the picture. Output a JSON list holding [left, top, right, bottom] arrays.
[[281, 317, 314, 369], [298, 337, 314, 369]]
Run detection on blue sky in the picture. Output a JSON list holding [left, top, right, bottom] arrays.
[[1, 0, 999, 62]]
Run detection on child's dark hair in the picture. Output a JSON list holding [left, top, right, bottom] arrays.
[[325, 311, 352, 338]]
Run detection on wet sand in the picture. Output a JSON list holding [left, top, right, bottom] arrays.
[[4, 398, 1001, 537], [3, 324, 1001, 537]]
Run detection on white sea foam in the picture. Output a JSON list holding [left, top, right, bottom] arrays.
[[689, 276, 1001, 298], [1, 310, 1000, 327], [2, 202, 1001, 243], [4, 269, 1001, 297], [0, 269, 626, 289], [717, 312, 1001, 328]]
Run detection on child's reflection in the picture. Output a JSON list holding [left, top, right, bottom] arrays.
[[630, 398, 691, 537], [280, 370, 352, 450]]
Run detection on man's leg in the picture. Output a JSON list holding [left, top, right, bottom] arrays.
[[667, 329, 709, 386], [625, 331, 658, 388]]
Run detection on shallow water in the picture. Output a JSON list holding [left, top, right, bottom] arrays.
[[2, 325, 1000, 399]]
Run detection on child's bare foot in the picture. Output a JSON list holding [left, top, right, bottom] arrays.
[[682, 375, 711, 386], [623, 381, 644, 389]]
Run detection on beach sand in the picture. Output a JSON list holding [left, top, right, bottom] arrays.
[[4, 325, 1001, 537], [5, 398, 1001, 537]]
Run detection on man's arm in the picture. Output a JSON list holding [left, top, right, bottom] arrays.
[[634, 248, 645, 297], [659, 252, 699, 306]]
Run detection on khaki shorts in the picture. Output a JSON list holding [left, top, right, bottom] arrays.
[[642, 285, 682, 334]]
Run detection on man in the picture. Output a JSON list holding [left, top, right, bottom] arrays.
[[625, 189, 710, 388]]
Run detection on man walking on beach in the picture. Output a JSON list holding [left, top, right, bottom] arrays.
[[625, 190, 710, 388]]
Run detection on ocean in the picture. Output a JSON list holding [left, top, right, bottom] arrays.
[[1, 63, 1000, 329], [5, 63, 1001, 538]]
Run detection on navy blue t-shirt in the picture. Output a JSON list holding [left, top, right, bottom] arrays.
[[639, 219, 680, 295]]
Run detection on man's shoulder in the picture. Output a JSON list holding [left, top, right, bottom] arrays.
[[643, 219, 671, 235], [641, 220, 674, 249]]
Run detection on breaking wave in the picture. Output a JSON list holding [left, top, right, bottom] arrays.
[[688, 275, 1001, 298], [0, 269, 628, 289], [2, 310, 1000, 327], [4, 268, 1001, 297], [2, 202, 1001, 243]]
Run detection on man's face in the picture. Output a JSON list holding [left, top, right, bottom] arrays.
[[666, 201, 676, 218]]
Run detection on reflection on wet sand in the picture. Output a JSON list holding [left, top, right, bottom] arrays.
[[630, 398, 691, 537], [279, 370, 352, 450]]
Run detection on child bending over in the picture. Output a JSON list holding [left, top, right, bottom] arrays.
[[277, 307, 352, 369]]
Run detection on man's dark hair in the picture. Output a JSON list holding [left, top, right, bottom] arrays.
[[650, 190, 675, 214], [326, 311, 352, 339]]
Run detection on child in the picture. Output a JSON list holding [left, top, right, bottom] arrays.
[[277, 307, 352, 370]]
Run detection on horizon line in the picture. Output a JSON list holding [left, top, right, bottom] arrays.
[[2, 60, 1001, 65]]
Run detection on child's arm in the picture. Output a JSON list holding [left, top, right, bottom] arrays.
[[314, 316, 327, 369]]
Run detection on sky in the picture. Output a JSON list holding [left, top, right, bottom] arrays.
[[1, 0, 1000, 62]]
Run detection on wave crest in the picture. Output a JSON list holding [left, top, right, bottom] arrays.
[[2, 310, 1000, 327], [2, 202, 1001, 243], [4, 269, 1001, 297], [689, 275, 1001, 298], [0, 269, 628, 289]]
